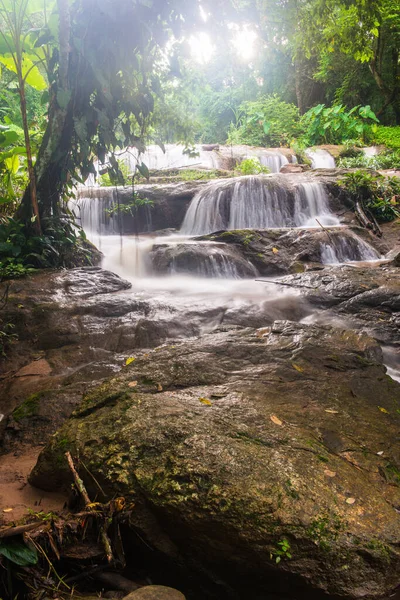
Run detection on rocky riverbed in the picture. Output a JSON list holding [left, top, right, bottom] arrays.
[[1, 161, 400, 599]]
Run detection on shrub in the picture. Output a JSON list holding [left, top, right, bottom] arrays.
[[373, 126, 400, 149], [235, 158, 271, 176], [300, 104, 379, 146], [337, 150, 400, 170], [228, 95, 303, 147], [339, 170, 400, 222]]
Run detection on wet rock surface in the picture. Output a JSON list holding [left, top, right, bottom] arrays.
[[150, 241, 258, 278], [1, 261, 400, 453], [30, 321, 400, 600], [198, 227, 383, 276], [279, 265, 400, 344]]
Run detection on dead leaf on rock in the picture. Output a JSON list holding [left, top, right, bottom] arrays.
[[157, 383, 163, 392], [324, 469, 336, 478], [199, 398, 212, 406], [292, 363, 304, 373], [272, 247, 279, 254], [128, 381, 138, 388], [270, 415, 283, 426], [346, 497, 356, 505], [378, 406, 389, 414]]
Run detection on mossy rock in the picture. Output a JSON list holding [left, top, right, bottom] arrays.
[[30, 321, 400, 599]]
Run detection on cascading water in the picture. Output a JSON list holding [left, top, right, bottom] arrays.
[[294, 182, 340, 227], [151, 242, 258, 279], [320, 231, 380, 264], [180, 176, 339, 235], [70, 189, 121, 236], [70, 188, 153, 240], [306, 148, 336, 169], [258, 152, 289, 173]]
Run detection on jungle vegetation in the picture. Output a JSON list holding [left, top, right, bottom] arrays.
[[0, 0, 399, 275]]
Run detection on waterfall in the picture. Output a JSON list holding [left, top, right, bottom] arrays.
[[70, 188, 152, 237], [320, 231, 380, 264], [70, 189, 121, 235], [294, 182, 340, 227], [258, 152, 289, 173], [170, 248, 257, 279], [181, 176, 338, 235], [306, 148, 336, 169], [151, 241, 258, 279]]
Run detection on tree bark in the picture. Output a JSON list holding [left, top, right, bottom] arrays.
[[17, 67, 41, 234]]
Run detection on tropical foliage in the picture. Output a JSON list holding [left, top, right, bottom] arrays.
[[339, 170, 400, 222], [300, 104, 379, 145], [228, 95, 302, 147]]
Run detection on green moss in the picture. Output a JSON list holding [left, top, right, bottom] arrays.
[[12, 393, 41, 422], [307, 513, 345, 551], [384, 463, 400, 485], [290, 262, 305, 274], [233, 431, 272, 447], [317, 455, 329, 463], [365, 539, 391, 563], [284, 479, 300, 500]]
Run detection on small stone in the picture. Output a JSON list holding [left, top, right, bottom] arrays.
[[123, 586, 186, 600]]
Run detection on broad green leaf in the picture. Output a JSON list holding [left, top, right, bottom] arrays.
[[0, 33, 15, 54], [0, 129, 19, 146], [0, 54, 46, 90], [137, 162, 149, 180], [0, 539, 38, 566]]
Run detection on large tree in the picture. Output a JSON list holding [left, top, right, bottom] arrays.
[[7, 0, 237, 240]]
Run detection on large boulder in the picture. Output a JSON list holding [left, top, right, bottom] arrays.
[[30, 321, 400, 600], [150, 241, 258, 278]]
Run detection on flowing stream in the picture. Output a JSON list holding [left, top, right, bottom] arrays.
[[75, 171, 391, 364]]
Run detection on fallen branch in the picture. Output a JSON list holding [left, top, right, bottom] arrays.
[[65, 451, 114, 563], [65, 451, 91, 506], [0, 521, 47, 539], [315, 218, 334, 244], [255, 279, 316, 289], [355, 201, 382, 237]]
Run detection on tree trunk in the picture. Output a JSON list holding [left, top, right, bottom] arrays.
[[17, 0, 74, 229], [17, 69, 41, 235], [294, 59, 304, 114]]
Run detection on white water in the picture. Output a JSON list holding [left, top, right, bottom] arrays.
[[294, 182, 340, 227], [363, 146, 379, 157], [320, 231, 381, 264], [306, 148, 336, 169], [81, 144, 292, 185], [181, 177, 340, 235], [259, 152, 289, 173]]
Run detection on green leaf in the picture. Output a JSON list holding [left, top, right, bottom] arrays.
[[263, 121, 271, 134], [0, 539, 38, 566], [0, 54, 46, 90], [57, 89, 72, 109], [0, 129, 19, 146], [0, 34, 15, 54], [137, 162, 149, 180]]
